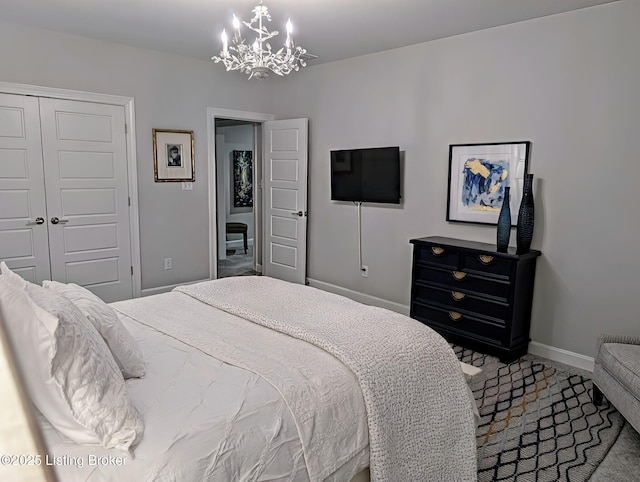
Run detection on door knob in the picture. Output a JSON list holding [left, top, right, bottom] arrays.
[[26, 217, 45, 226], [50, 217, 69, 225], [291, 211, 303, 217]]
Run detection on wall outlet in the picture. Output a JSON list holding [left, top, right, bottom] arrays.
[[181, 182, 193, 191], [361, 265, 368, 277], [164, 258, 172, 270]]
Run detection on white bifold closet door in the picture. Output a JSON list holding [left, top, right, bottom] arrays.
[[0, 93, 133, 302], [0, 94, 51, 283]]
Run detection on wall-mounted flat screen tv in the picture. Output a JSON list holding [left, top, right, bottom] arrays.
[[330, 146, 401, 204]]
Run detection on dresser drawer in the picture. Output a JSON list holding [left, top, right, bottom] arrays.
[[462, 254, 513, 279], [410, 236, 541, 363], [412, 284, 508, 322], [415, 245, 459, 269], [412, 303, 505, 345], [414, 265, 511, 300]]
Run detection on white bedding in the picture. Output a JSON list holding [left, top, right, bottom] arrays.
[[41, 275, 477, 482], [40, 308, 369, 482], [176, 277, 478, 481]]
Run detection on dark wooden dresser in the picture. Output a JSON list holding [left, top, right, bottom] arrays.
[[409, 236, 541, 363]]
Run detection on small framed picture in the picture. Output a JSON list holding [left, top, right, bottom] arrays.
[[153, 129, 195, 182], [447, 141, 530, 226]]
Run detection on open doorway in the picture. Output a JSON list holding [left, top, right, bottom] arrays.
[[207, 108, 308, 284], [215, 118, 261, 278]]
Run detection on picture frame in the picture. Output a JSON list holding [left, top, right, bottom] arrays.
[[231, 150, 253, 210], [447, 141, 530, 226], [153, 129, 195, 182]]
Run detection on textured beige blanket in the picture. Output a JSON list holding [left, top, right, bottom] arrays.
[[176, 277, 477, 482]]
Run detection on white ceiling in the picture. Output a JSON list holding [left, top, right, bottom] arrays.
[[0, 0, 618, 65]]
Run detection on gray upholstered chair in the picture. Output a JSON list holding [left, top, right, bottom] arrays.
[[592, 334, 640, 434]]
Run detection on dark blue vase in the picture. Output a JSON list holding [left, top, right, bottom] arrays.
[[516, 174, 535, 254], [496, 186, 511, 253]]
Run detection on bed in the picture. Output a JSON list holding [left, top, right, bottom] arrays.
[[0, 270, 478, 482]]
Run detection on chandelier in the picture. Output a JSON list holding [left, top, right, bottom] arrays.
[[212, 1, 307, 80]]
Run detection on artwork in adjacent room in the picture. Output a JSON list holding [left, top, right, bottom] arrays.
[[153, 129, 195, 182], [232, 150, 253, 208], [447, 142, 530, 225]]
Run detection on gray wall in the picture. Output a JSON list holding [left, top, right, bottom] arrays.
[[270, 1, 640, 357], [0, 21, 273, 291]]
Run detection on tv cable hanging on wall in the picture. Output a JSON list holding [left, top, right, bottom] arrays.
[[355, 201, 366, 275]]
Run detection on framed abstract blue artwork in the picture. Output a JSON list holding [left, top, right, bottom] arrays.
[[447, 142, 530, 225]]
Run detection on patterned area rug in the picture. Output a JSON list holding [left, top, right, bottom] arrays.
[[452, 346, 625, 482]]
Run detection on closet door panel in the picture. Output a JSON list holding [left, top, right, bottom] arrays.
[[0, 93, 52, 283], [39, 98, 132, 302]]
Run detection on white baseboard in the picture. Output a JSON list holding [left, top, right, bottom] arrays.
[[528, 341, 594, 372], [305, 278, 410, 315], [306, 278, 595, 373], [140, 278, 210, 297]]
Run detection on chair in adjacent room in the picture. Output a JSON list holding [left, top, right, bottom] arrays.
[[226, 222, 248, 254], [592, 334, 640, 434]]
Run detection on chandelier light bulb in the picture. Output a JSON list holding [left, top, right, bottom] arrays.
[[232, 14, 241, 39], [285, 18, 293, 48], [221, 29, 228, 56], [211, 1, 308, 79]]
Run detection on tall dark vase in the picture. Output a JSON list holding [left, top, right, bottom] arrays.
[[496, 186, 511, 253], [516, 173, 535, 255]]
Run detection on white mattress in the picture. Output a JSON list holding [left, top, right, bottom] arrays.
[[40, 313, 369, 481]]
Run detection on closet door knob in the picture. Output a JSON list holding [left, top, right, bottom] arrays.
[[291, 211, 304, 217], [50, 217, 69, 225], [26, 217, 45, 225]]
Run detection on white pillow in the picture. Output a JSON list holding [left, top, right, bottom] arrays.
[[0, 262, 27, 288], [0, 264, 144, 451], [43, 281, 145, 378]]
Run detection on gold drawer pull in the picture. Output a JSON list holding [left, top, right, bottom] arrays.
[[451, 291, 466, 301], [479, 255, 494, 265], [431, 246, 445, 256], [448, 311, 463, 321], [452, 271, 467, 280]]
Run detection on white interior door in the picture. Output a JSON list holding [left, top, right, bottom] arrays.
[[0, 93, 52, 284], [263, 118, 308, 284], [39, 98, 132, 302]]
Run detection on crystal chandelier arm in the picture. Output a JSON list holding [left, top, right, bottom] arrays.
[[212, 1, 308, 80], [242, 18, 279, 40], [249, 5, 271, 23]]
